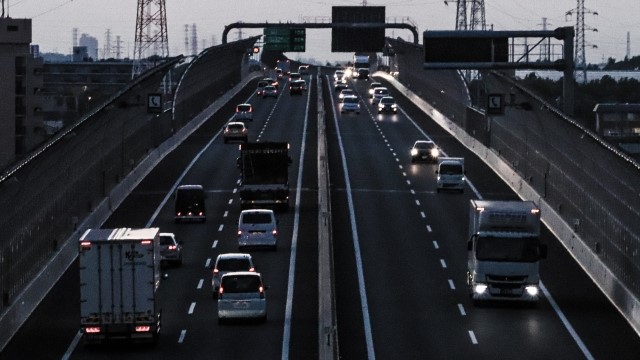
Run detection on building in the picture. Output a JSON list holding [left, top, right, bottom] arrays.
[[0, 18, 44, 169], [40, 60, 133, 129], [79, 33, 98, 60], [593, 103, 640, 156]]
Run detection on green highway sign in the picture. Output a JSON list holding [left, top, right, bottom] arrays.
[[263, 27, 306, 52]]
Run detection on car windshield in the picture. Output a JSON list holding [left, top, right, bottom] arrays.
[[218, 259, 251, 271], [227, 124, 244, 130], [415, 142, 433, 149], [221, 275, 261, 293], [475, 236, 541, 262], [343, 97, 358, 104], [242, 213, 273, 224], [381, 98, 394, 104]]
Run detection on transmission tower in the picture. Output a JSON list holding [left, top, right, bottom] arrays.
[[184, 24, 189, 55], [191, 23, 198, 56], [566, 0, 598, 83], [104, 29, 112, 59], [132, 0, 169, 78], [469, 0, 486, 30], [454, 0, 467, 30]]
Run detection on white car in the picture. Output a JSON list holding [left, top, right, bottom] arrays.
[[237, 209, 278, 250], [338, 89, 355, 102], [377, 96, 398, 114], [340, 95, 360, 114], [371, 87, 389, 104], [234, 103, 253, 122], [223, 122, 248, 143], [217, 271, 267, 323], [211, 253, 255, 297]]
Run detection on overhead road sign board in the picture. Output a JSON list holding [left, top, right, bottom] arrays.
[[332, 6, 385, 52]]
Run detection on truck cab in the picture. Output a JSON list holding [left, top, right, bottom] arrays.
[[174, 184, 206, 222]]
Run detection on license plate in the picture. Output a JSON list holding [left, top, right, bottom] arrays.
[[233, 301, 250, 308], [500, 288, 512, 295]]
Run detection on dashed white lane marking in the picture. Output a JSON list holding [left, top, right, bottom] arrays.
[[402, 172, 407, 177], [458, 304, 467, 316], [188, 302, 196, 314], [178, 329, 187, 343], [448, 279, 456, 290], [469, 331, 478, 345], [420, 212, 426, 218], [205, 258, 211, 268], [212, 240, 218, 248], [410, 189, 415, 195], [427, 225, 432, 232], [233, 188, 238, 194], [433, 241, 439, 249], [415, 200, 421, 206], [218, 224, 224, 232], [223, 211, 228, 218], [197, 279, 204, 289], [440, 259, 447, 268], [399, 165, 403, 170], [228, 199, 233, 205]]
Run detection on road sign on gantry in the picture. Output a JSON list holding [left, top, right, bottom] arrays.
[[289, 28, 305, 52], [332, 6, 385, 52]]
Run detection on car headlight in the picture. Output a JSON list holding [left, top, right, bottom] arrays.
[[411, 149, 418, 156], [391, 104, 397, 109], [474, 284, 488, 294], [525, 285, 539, 296], [431, 148, 440, 157]]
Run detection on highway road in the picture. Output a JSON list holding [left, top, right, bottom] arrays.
[[2, 69, 640, 360]]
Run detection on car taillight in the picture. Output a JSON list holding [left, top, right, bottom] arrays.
[[249, 267, 255, 272], [135, 326, 151, 332], [272, 229, 277, 236], [213, 268, 219, 274], [168, 245, 176, 250], [176, 212, 182, 216], [219, 287, 224, 296], [259, 286, 265, 298], [237, 230, 242, 237], [85, 327, 101, 334], [198, 211, 204, 216]]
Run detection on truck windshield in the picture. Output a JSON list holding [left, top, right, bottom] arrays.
[[440, 163, 462, 175], [475, 236, 540, 262]]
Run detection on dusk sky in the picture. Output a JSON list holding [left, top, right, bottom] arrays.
[[5, 0, 639, 65]]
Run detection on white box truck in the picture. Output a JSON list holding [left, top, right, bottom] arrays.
[[466, 200, 547, 305], [79, 227, 162, 343], [436, 157, 465, 193]]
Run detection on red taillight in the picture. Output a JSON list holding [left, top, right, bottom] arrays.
[[272, 229, 277, 236], [135, 325, 151, 332], [176, 212, 182, 216], [85, 327, 101, 334], [249, 267, 255, 272], [80, 241, 92, 249], [219, 287, 224, 296], [237, 230, 242, 237], [259, 286, 265, 299], [213, 268, 219, 274], [198, 211, 204, 216], [141, 240, 152, 245]]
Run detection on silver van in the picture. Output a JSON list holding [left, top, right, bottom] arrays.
[[217, 272, 267, 323], [237, 209, 278, 250]]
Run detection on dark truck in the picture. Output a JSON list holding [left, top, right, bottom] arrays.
[[238, 142, 290, 210]]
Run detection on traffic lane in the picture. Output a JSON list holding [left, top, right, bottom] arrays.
[[374, 75, 640, 357]]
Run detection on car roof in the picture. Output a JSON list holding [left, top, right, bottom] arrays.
[[369, 82, 382, 87], [241, 208, 274, 214], [380, 96, 395, 101], [177, 184, 203, 190], [374, 87, 388, 91], [217, 253, 252, 260], [221, 271, 262, 278], [414, 140, 435, 145]]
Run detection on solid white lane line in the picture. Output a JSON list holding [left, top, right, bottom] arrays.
[[61, 331, 83, 360], [280, 75, 310, 360], [178, 329, 187, 343], [188, 302, 196, 314], [330, 76, 376, 360], [197, 279, 204, 289], [469, 331, 478, 345], [458, 304, 466, 316], [540, 282, 594, 360]]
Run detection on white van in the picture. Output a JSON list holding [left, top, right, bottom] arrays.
[[436, 157, 465, 193], [237, 209, 278, 250]]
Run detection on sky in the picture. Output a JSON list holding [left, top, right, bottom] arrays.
[[4, 0, 639, 65]]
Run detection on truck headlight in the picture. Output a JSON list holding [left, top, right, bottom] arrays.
[[411, 149, 418, 156], [525, 285, 539, 296], [474, 283, 488, 294], [431, 148, 440, 158]]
